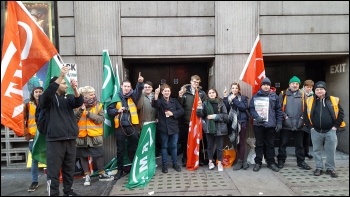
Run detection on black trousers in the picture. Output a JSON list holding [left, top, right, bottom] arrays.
[[254, 126, 276, 165], [46, 140, 76, 196], [277, 129, 305, 164], [303, 131, 311, 154], [115, 126, 139, 170]]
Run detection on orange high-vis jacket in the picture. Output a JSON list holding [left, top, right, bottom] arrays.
[[77, 103, 103, 137]]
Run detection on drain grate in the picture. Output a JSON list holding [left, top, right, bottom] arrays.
[[279, 165, 349, 184], [301, 188, 349, 196], [113, 168, 236, 195]]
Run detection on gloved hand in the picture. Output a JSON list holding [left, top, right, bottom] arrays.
[[275, 124, 282, 132], [255, 116, 265, 123]]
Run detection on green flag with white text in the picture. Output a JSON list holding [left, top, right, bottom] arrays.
[[126, 121, 157, 189], [101, 50, 121, 138]]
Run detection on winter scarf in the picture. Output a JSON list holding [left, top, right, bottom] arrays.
[[204, 98, 220, 134]]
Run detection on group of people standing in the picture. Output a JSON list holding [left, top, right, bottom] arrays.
[[249, 76, 344, 180], [23, 65, 345, 196]]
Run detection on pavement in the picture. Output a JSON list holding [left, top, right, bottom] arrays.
[[1, 147, 349, 196]]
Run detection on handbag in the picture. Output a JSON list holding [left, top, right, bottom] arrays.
[[218, 145, 236, 168]]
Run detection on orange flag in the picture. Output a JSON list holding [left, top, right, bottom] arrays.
[[1, 1, 58, 136], [239, 35, 266, 94], [186, 89, 202, 170]]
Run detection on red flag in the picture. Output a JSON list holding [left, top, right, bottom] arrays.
[[1, 1, 58, 136], [239, 35, 265, 94], [186, 89, 202, 170]]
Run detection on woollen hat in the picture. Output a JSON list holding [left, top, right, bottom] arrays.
[[261, 77, 271, 86], [315, 81, 326, 90], [289, 76, 301, 84]]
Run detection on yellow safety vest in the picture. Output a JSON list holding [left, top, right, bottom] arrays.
[[26, 102, 37, 136], [77, 103, 103, 137], [306, 96, 346, 128], [114, 98, 139, 128]]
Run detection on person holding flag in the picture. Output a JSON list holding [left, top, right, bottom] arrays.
[[107, 73, 144, 181], [178, 75, 207, 167], [40, 66, 83, 196], [197, 88, 228, 172], [152, 84, 184, 173]]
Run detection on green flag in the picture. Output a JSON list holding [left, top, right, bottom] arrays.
[[32, 55, 72, 164], [126, 121, 157, 189], [44, 56, 74, 94], [101, 50, 121, 138]]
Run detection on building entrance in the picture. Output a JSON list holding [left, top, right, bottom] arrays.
[[127, 62, 209, 98]]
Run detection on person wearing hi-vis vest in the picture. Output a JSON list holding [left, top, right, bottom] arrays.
[[74, 86, 113, 186], [303, 81, 345, 178], [107, 73, 144, 181], [24, 86, 43, 192]]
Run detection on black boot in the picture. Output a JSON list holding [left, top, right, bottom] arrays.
[[114, 170, 123, 180], [242, 161, 249, 170], [232, 159, 243, 170]]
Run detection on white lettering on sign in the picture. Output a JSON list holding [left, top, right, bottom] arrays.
[[330, 63, 346, 74]]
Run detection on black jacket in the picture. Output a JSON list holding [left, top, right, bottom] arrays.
[[178, 84, 207, 124], [152, 96, 184, 135], [40, 82, 83, 141]]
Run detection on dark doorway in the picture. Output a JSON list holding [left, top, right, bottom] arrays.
[[265, 60, 325, 95], [265, 60, 326, 147], [127, 63, 209, 98]]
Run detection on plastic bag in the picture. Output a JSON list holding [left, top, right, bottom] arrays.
[[218, 145, 236, 168], [247, 148, 256, 164]]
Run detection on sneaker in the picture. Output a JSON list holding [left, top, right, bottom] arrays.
[[325, 169, 338, 178], [99, 173, 113, 181], [173, 164, 182, 172], [253, 164, 261, 172], [84, 175, 91, 186], [63, 191, 80, 196], [297, 162, 311, 170], [217, 163, 223, 172], [313, 169, 323, 176], [28, 182, 39, 192], [208, 162, 215, 170]]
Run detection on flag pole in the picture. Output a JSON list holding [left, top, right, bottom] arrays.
[[239, 35, 260, 80]]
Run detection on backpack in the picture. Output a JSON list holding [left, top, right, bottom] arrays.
[[35, 97, 49, 135]]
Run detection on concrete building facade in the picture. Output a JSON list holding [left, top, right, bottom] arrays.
[[1, 1, 349, 166]]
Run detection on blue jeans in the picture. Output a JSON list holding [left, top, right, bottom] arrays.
[[29, 140, 39, 182], [159, 132, 178, 166], [311, 128, 338, 170]]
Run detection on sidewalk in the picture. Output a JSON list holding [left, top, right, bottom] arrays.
[[1, 147, 349, 196], [109, 147, 349, 196]]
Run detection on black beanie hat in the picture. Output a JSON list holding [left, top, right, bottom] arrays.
[[315, 81, 326, 91], [261, 77, 271, 86]]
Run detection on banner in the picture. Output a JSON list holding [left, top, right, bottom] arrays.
[[239, 35, 266, 94], [186, 90, 202, 170], [1, 1, 58, 136], [126, 121, 157, 189], [101, 50, 121, 138]]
